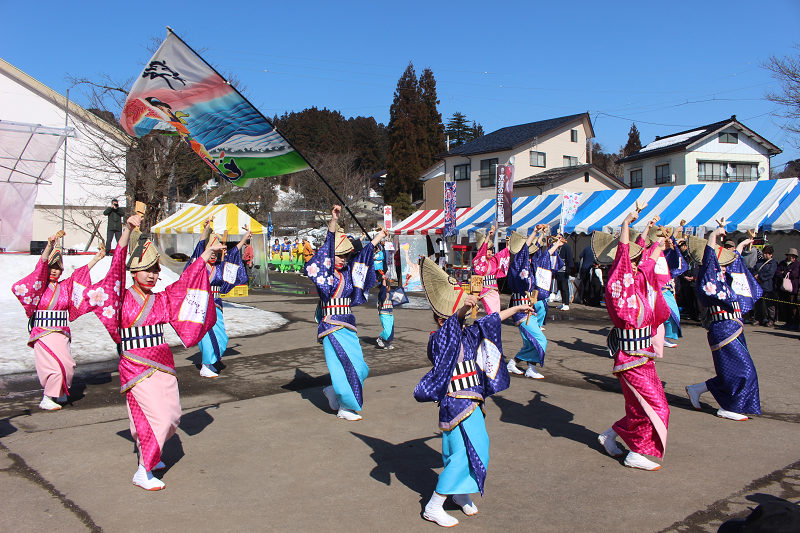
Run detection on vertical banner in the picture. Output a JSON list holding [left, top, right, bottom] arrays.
[[443, 182, 457, 237], [495, 164, 514, 228], [383, 205, 393, 231], [560, 191, 582, 231]]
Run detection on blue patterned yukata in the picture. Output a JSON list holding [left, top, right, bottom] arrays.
[[306, 231, 376, 412], [696, 246, 762, 414], [662, 236, 689, 341], [507, 244, 547, 365], [414, 312, 509, 496], [377, 284, 394, 343], [186, 240, 248, 365]]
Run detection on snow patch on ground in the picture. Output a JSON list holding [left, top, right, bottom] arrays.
[[0, 255, 287, 375]]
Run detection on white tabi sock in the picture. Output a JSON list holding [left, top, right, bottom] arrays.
[[452, 494, 478, 516], [685, 382, 708, 410], [132, 464, 165, 491], [39, 395, 61, 411], [598, 428, 624, 457], [423, 492, 459, 527]]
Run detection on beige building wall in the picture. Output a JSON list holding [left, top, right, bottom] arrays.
[[512, 171, 621, 198], [440, 116, 592, 207], [32, 205, 109, 250], [626, 155, 687, 188], [422, 175, 445, 210]]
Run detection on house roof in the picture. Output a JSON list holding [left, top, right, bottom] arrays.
[[617, 115, 781, 164], [0, 58, 131, 146], [514, 164, 626, 189], [440, 112, 593, 158]]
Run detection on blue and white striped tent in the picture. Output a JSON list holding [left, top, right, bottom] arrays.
[[564, 178, 798, 234], [761, 181, 800, 232], [457, 194, 563, 237]]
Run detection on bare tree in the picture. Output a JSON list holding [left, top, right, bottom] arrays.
[[764, 46, 800, 149], [40, 199, 106, 251]]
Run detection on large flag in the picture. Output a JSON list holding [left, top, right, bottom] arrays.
[[495, 164, 514, 228], [120, 31, 310, 187], [443, 182, 457, 237], [560, 191, 582, 230]]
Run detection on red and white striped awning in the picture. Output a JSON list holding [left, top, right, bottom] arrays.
[[390, 207, 474, 235]]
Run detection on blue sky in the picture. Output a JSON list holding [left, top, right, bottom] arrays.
[[2, 0, 799, 170]]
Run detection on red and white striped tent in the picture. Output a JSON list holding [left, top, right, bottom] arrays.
[[389, 207, 474, 235]]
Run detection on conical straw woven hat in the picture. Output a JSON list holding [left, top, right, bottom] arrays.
[[686, 235, 736, 266], [591, 231, 644, 266], [507, 231, 527, 255], [420, 257, 467, 318], [47, 247, 63, 269], [127, 233, 160, 272], [334, 230, 354, 255]]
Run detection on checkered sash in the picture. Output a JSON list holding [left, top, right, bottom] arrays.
[[448, 359, 479, 393], [482, 275, 497, 288], [607, 326, 652, 354], [321, 297, 352, 316], [510, 293, 530, 307], [118, 324, 165, 352]]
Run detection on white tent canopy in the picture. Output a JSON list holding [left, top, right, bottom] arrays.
[[0, 120, 74, 185]]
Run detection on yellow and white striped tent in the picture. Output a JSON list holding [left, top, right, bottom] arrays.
[[152, 204, 264, 235]]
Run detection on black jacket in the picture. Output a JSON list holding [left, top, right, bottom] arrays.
[[103, 206, 124, 232]]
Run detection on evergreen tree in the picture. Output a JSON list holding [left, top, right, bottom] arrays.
[[445, 112, 470, 147], [623, 123, 642, 156], [470, 121, 484, 141], [418, 67, 445, 174], [385, 62, 422, 216]]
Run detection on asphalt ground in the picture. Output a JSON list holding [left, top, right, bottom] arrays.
[[1, 271, 799, 532]]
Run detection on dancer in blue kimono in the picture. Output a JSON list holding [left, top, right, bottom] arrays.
[[661, 229, 689, 347], [416, 257, 532, 527], [506, 229, 563, 379], [686, 227, 762, 421], [306, 205, 386, 421], [187, 218, 251, 378], [376, 276, 394, 350]]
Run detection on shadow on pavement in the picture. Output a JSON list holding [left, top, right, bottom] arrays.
[[114, 430, 186, 473], [180, 405, 219, 437], [282, 369, 332, 414], [551, 337, 610, 358], [350, 432, 442, 511]]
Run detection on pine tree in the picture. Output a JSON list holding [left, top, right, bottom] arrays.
[[445, 112, 470, 147], [470, 122, 484, 141], [385, 63, 422, 212], [623, 123, 642, 156], [418, 67, 445, 174]]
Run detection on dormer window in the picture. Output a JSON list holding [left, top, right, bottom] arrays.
[[719, 132, 738, 144]]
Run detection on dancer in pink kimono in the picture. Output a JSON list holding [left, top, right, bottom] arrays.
[[12, 234, 105, 410], [84, 215, 222, 490], [634, 218, 673, 359], [596, 209, 671, 471], [471, 226, 511, 315]]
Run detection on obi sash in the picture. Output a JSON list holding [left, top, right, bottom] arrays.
[[510, 293, 531, 307], [379, 300, 393, 314], [709, 301, 741, 322], [118, 325, 165, 353], [321, 297, 352, 316], [448, 360, 479, 394], [29, 310, 68, 331], [607, 326, 652, 355], [482, 275, 497, 288]]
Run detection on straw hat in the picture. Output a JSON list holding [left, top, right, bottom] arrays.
[[333, 230, 354, 255], [47, 247, 63, 269], [686, 235, 736, 266], [206, 232, 223, 250], [591, 231, 644, 266], [127, 232, 160, 272], [420, 257, 467, 318], [507, 231, 527, 255]]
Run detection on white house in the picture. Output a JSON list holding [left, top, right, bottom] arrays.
[[0, 58, 129, 250], [616, 116, 782, 188], [426, 112, 626, 209]]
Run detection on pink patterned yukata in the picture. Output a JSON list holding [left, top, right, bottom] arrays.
[[605, 243, 671, 458], [472, 241, 511, 315], [12, 259, 92, 398], [84, 246, 215, 470], [634, 235, 673, 358]]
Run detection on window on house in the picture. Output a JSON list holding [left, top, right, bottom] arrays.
[[530, 151, 546, 167], [719, 132, 739, 144], [655, 164, 671, 184], [698, 162, 758, 182], [479, 158, 498, 188], [453, 164, 470, 181], [570, 129, 578, 143], [563, 156, 578, 167], [630, 169, 642, 188]]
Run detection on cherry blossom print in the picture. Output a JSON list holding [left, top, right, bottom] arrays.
[[617, 297, 626, 309], [14, 284, 28, 297], [703, 281, 718, 296], [316, 276, 326, 285], [327, 276, 334, 286], [23, 296, 32, 305], [87, 287, 109, 306], [306, 263, 320, 277], [323, 258, 331, 268], [102, 305, 116, 318], [114, 280, 121, 295], [33, 281, 42, 290], [626, 295, 638, 309], [623, 273, 634, 288], [32, 296, 40, 306], [520, 269, 529, 280], [611, 280, 622, 299]]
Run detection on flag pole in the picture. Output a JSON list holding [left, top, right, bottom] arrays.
[[164, 27, 368, 235]]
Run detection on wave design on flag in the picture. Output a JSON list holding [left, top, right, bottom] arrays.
[[121, 31, 309, 187]]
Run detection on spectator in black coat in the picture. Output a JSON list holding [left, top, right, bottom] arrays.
[[776, 248, 800, 330], [555, 241, 573, 310], [577, 244, 595, 305], [103, 199, 124, 252], [753, 245, 777, 326], [678, 239, 701, 321]]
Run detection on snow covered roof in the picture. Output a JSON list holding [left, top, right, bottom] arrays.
[[639, 129, 706, 152]]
